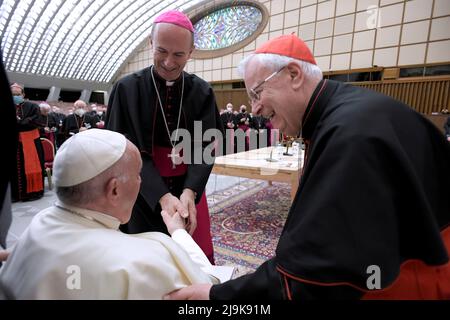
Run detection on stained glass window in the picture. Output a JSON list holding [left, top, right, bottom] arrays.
[[194, 6, 262, 51]]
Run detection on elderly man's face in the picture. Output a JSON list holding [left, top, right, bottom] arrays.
[[74, 103, 85, 110], [40, 106, 50, 116], [73, 101, 87, 116], [245, 59, 302, 136], [151, 23, 193, 81]]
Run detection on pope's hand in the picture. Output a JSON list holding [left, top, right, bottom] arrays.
[[164, 284, 212, 300], [159, 193, 189, 220], [180, 189, 197, 235], [0, 250, 9, 262], [161, 211, 185, 235]]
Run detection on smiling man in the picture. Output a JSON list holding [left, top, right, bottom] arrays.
[[166, 34, 450, 300], [106, 10, 222, 264]]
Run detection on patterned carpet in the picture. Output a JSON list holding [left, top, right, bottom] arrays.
[[207, 180, 291, 276]]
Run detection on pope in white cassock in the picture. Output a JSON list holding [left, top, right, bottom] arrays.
[[0, 129, 223, 299]]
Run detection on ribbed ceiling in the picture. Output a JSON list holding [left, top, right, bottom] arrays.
[[0, 0, 204, 83]]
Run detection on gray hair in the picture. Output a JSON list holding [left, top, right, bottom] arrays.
[[238, 53, 323, 81], [56, 151, 131, 206]]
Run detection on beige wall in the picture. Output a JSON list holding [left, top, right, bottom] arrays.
[[117, 0, 450, 83]]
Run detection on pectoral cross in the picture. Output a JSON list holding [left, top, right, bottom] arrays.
[[168, 148, 182, 169]]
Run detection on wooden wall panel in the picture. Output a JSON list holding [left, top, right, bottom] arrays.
[[353, 78, 450, 114], [213, 88, 249, 111]]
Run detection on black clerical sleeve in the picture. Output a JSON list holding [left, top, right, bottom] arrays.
[[210, 259, 285, 300], [17, 102, 40, 131], [106, 78, 170, 211], [84, 114, 98, 129], [183, 85, 222, 202], [48, 113, 58, 130]]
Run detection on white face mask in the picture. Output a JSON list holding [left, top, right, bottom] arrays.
[[98, 111, 103, 116], [74, 108, 86, 116]]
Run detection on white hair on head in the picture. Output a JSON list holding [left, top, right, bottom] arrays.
[[238, 53, 323, 81]]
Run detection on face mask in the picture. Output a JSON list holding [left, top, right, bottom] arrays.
[[74, 108, 85, 116], [13, 96, 24, 105], [98, 111, 103, 116]]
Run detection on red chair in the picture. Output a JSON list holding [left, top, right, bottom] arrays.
[[40, 138, 55, 190]]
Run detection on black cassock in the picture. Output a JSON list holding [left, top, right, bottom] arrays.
[[106, 66, 222, 234], [210, 79, 450, 300], [445, 116, 450, 137], [61, 113, 97, 140]]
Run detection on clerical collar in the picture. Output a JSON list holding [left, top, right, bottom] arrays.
[[55, 200, 121, 230], [152, 66, 183, 87], [301, 79, 337, 141]]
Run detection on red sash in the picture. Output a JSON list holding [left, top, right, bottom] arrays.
[[19, 129, 43, 193]]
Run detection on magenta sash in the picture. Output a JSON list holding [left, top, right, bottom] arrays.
[[152, 145, 215, 264]]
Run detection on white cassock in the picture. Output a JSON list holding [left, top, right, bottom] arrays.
[[0, 201, 220, 299]]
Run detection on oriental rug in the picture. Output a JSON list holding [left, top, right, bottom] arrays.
[[207, 181, 291, 276]]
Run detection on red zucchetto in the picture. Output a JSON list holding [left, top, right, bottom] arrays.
[[255, 34, 316, 65]]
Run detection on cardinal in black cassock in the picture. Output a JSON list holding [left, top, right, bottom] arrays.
[[208, 34, 450, 300], [11, 83, 44, 202]]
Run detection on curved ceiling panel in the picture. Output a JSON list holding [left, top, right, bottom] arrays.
[[0, 0, 203, 83]]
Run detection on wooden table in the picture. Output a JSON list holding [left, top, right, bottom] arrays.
[[212, 146, 304, 201]]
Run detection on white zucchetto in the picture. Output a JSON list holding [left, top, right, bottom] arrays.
[[53, 129, 126, 187]]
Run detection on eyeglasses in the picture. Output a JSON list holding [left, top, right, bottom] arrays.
[[248, 66, 285, 104]]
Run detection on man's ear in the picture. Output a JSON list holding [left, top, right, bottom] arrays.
[[286, 62, 304, 90], [187, 46, 194, 60], [105, 177, 119, 205]]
